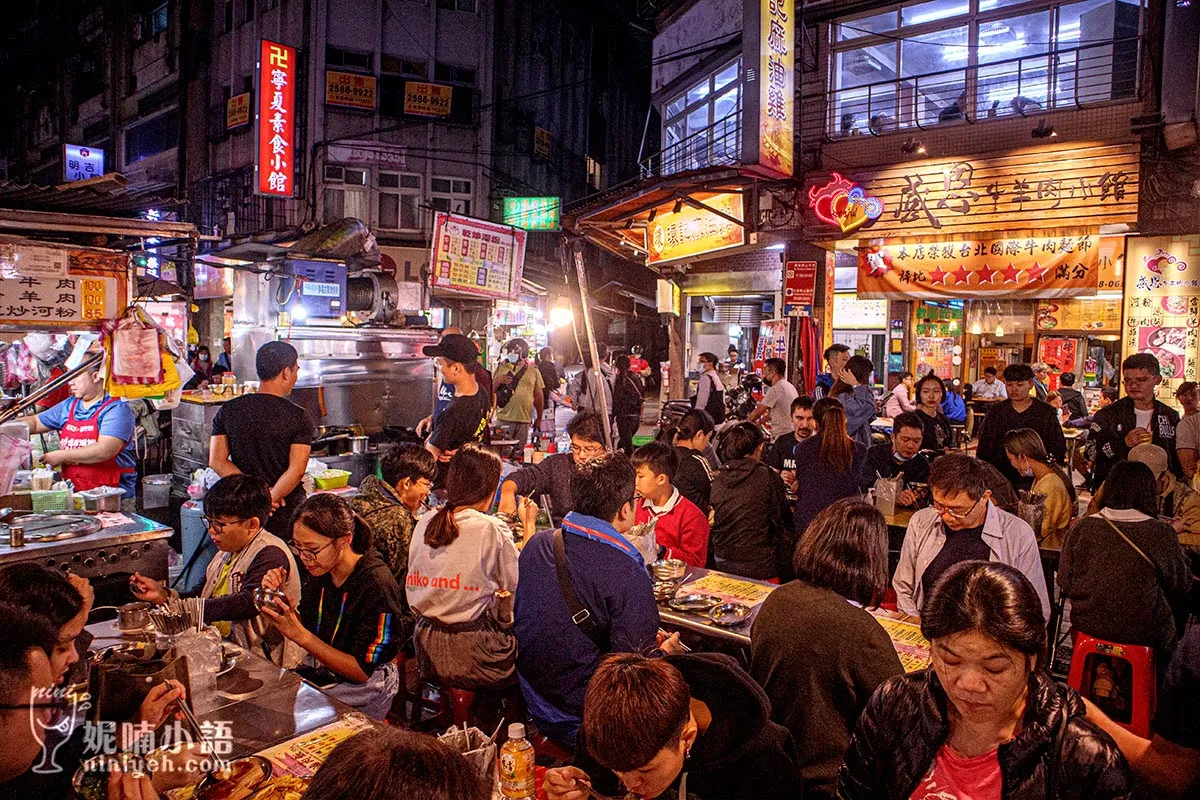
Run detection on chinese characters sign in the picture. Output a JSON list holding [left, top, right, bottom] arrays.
[[226, 93, 250, 130], [858, 234, 1101, 300], [256, 40, 295, 197], [404, 82, 453, 117], [0, 244, 127, 329], [783, 260, 817, 316], [502, 197, 561, 231], [430, 212, 527, 300], [63, 144, 104, 182], [646, 192, 745, 265], [1123, 236, 1200, 393], [804, 142, 1139, 237], [743, 0, 793, 178], [325, 70, 377, 110], [1035, 298, 1122, 332]]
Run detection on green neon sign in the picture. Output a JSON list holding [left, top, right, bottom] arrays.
[[503, 196, 561, 231]]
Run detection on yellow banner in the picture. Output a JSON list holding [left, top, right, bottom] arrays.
[[646, 192, 745, 265], [404, 82, 453, 117], [226, 92, 250, 129], [758, 0, 793, 177], [858, 234, 1101, 299], [324, 70, 377, 110]]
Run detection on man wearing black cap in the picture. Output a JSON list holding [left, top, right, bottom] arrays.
[[210, 341, 314, 538], [423, 333, 492, 483]]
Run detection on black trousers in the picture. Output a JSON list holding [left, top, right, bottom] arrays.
[[616, 413, 640, 454]]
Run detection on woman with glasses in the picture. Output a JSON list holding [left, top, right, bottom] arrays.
[[132, 474, 302, 666], [260, 493, 404, 720], [892, 454, 1050, 621], [408, 444, 527, 693], [840, 561, 1132, 800]]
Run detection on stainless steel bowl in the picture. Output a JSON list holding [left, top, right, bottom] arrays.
[[252, 587, 288, 610], [116, 602, 151, 631], [649, 558, 686, 582]]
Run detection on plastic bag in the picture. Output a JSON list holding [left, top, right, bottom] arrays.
[[438, 726, 497, 790], [873, 475, 902, 517], [0, 434, 32, 495], [111, 320, 164, 385]]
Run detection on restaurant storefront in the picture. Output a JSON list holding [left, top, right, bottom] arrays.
[[799, 139, 1139, 395]]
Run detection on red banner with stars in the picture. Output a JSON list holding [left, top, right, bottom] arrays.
[[857, 234, 1100, 300]]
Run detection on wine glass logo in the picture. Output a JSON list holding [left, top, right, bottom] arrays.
[[29, 684, 91, 774]]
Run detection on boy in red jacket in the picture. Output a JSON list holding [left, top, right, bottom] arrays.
[[633, 442, 710, 568]]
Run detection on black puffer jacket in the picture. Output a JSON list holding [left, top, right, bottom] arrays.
[[838, 669, 1133, 800]]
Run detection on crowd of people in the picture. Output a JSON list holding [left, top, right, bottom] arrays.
[[7, 337, 1200, 800]]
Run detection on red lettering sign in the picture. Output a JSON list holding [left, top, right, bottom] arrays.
[[256, 40, 296, 197]]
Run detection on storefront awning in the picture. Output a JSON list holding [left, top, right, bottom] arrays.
[[0, 173, 185, 220]]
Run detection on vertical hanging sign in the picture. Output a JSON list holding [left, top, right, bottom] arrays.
[[256, 39, 296, 197], [742, 0, 794, 179]]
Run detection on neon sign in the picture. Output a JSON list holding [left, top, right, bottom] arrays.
[[807, 173, 883, 234], [256, 40, 296, 197]]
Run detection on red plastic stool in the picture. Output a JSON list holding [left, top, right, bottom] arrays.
[[449, 687, 477, 728], [1067, 633, 1156, 738], [880, 588, 899, 612]]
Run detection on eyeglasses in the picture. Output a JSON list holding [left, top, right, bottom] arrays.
[[570, 443, 606, 458], [202, 517, 247, 532], [0, 700, 70, 725], [932, 496, 983, 521], [288, 541, 335, 561]]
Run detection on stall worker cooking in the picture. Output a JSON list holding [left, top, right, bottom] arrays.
[[21, 350, 138, 502]]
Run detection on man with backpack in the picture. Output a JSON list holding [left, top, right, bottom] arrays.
[[693, 352, 726, 424], [494, 338, 545, 459]]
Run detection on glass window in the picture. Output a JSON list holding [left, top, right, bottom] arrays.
[[378, 172, 422, 231], [900, 26, 967, 127], [900, 0, 970, 27], [1057, 1, 1139, 104], [714, 61, 739, 92], [665, 95, 685, 119], [686, 80, 710, 106], [431, 176, 471, 215], [838, 9, 898, 41], [976, 11, 1051, 118], [834, 43, 898, 135], [660, 57, 743, 174]]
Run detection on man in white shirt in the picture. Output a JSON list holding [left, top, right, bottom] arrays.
[[972, 366, 1008, 399], [748, 358, 799, 443]]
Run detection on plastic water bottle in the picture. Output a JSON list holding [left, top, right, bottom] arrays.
[[556, 430, 571, 455], [498, 722, 535, 799]]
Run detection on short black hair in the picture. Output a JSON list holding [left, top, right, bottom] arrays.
[[1060, 372, 1077, 387], [728, 345, 738, 353], [845, 355, 874, 385], [921, 561, 1047, 661], [1123, 352, 1161, 377], [1101, 387, 1119, 402], [632, 441, 678, 482], [698, 351, 719, 367], [790, 395, 815, 414], [204, 474, 273, 527], [1098, 460, 1159, 517], [929, 453, 988, 500], [0, 602, 58, 706], [764, 357, 786, 378], [571, 453, 636, 522], [893, 411, 925, 436], [256, 341, 299, 381], [984, 366, 998, 376], [567, 410, 606, 444], [899, 371, 914, 380], [717, 421, 765, 462], [1002, 363, 1035, 382], [380, 442, 437, 487], [824, 343, 850, 360], [0, 563, 84, 630]]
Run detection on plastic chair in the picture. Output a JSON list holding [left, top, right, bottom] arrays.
[[414, 681, 477, 730], [1067, 633, 1156, 738]]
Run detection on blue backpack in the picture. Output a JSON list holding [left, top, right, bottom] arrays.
[[941, 391, 967, 423]]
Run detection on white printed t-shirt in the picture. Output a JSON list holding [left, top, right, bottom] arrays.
[[407, 507, 519, 626]]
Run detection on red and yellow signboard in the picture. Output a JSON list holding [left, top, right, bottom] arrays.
[[404, 82, 453, 117], [858, 234, 1101, 300], [1035, 298, 1122, 331], [645, 192, 745, 265], [256, 39, 296, 197], [325, 70, 377, 110], [226, 92, 250, 130], [1123, 235, 1200, 392], [743, 0, 793, 178]]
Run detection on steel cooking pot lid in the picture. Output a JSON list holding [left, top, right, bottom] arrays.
[[2, 513, 103, 542]]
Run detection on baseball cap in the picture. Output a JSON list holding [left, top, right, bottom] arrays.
[[1128, 443, 1168, 478], [423, 333, 478, 365]]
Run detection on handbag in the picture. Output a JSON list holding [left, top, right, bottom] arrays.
[[494, 362, 528, 410]]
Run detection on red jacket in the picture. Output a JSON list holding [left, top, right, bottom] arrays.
[[635, 491, 710, 568]]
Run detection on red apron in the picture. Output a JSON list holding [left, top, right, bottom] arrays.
[[59, 397, 134, 492]]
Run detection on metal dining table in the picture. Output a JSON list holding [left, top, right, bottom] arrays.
[[656, 566, 775, 646]]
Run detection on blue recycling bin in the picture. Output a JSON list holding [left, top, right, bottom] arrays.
[[177, 502, 216, 593]]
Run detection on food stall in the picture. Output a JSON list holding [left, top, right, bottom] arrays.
[[0, 210, 202, 605]]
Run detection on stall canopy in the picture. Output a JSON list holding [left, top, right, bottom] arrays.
[[0, 173, 183, 219]]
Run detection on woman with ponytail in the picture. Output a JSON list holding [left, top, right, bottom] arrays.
[[259, 493, 404, 719], [789, 399, 868, 566], [1004, 428, 1076, 540], [663, 408, 717, 513], [408, 444, 529, 689]]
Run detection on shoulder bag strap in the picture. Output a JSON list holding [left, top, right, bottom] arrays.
[[1099, 516, 1171, 597], [552, 529, 607, 649]]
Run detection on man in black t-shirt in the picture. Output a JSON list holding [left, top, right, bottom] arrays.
[[423, 333, 492, 485], [210, 341, 314, 538], [765, 396, 817, 500]]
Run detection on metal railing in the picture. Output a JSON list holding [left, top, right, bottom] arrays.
[[822, 36, 1139, 139], [641, 108, 743, 179]]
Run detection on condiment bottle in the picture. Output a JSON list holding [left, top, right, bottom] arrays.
[[9, 521, 25, 548], [498, 722, 535, 799]]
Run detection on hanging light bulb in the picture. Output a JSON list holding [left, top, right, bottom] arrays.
[[995, 321, 1005, 337], [969, 302, 983, 335]]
